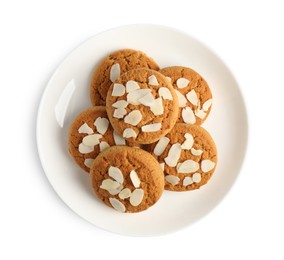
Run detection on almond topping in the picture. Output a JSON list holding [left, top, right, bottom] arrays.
[[186, 89, 198, 106], [148, 75, 159, 86], [150, 97, 164, 116], [108, 166, 124, 184], [141, 123, 162, 132], [84, 158, 94, 168], [113, 131, 126, 145], [123, 128, 137, 139], [112, 100, 128, 108], [109, 198, 125, 212], [182, 107, 196, 124], [110, 63, 120, 82], [130, 170, 141, 188], [201, 160, 215, 172], [130, 189, 144, 206], [113, 108, 127, 119], [124, 110, 142, 126], [82, 134, 102, 146], [158, 87, 173, 100], [202, 99, 213, 111], [126, 80, 140, 92], [78, 123, 94, 134], [127, 89, 152, 105], [78, 143, 94, 154], [181, 133, 194, 150], [192, 173, 202, 183], [94, 117, 109, 135], [164, 143, 182, 167], [111, 83, 125, 96], [195, 109, 207, 119], [138, 92, 155, 106], [183, 176, 193, 186], [176, 160, 199, 173], [176, 77, 190, 89], [99, 141, 110, 152], [153, 136, 170, 156], [118, 188, 132, 200], [191, 148, 203, 156], [165, 175, 180, 186], [174, 90, 187, 107], [100, 179, 121, 190]]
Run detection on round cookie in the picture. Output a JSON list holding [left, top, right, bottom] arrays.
[[90, 49, 160, 106], [90, 146, 164, 213], [106, 68, 179, 144], [68, 106, 140, 173], [160, 66, 213, 125], [145, 123, 217, 191]]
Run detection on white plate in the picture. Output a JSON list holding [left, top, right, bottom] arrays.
[[37, 24, 248, 236]]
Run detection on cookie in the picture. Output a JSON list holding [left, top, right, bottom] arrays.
[[68, 106, 139, 173], [90, 146, 164, 213], [145, 123, 217, 191], [90, 49, 160, 106], [105, 68, 179, 144], [160, 66, 212, 125]]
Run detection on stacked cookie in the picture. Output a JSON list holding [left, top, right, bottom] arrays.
[[68, 49, 217, 213]]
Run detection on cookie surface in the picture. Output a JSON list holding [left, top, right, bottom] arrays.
[[145, 123, 217, 191], [90, 49, 160, 106], [160, 66, 212, 125], [90, 146, 164, 213], [68, 107, 139, 173], [106, 68, 179, 144]]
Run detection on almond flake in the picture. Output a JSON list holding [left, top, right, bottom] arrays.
[[176, 77, 190, 89], [165, 175, 180, 186], [99, 141, 110, 152], [153, 136, 170, 156], [182, 107, 196, 124], [78, 123, 94, 134], [148, 75, 159, 86], [110, 63, 121, 82], [201, 160, 215, 173], [164, 143, 182, 167], [160, 162, 165, 171], [202, 99, 213, 111], [183, 176, 193, 186], [113, 108, 127, 119], [84, 158, 94, 168], [158, 87, 173, 100], [186, 89, 198, 106], [124, 110, 142, 126], [141, 123, 162, 132], [130, 170, 141, 188], [118, 188, 132, 200], [100, 179, 121, 190], [82, 134, 102, 146], [177, 160, 199, 173], [113, 131, 126, 145], [192, 173, 202, 183], [191, 148, 203, 156], [165, 76, 172, 83], [150, 97, 164, 116], [108, 166, 124, 184], [112, 100, 128, 108], [127, 89, 152, 105], [108, 185, 123, 195], [123, 128, 137, 138], [109, 198, 125, 212], [94, 117, 109, 135], [78, 143, 94, 154], [111, 83, 125, 96], [181, 133, 194, 150], [174, 90, 187, 107], [195, 109, 207, 119], [138, 92, 155, 106], [130, 189, 144, 206], [126, 80, 140, 93]]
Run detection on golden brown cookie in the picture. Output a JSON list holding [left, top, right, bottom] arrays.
[[90, 49, 160, 106], [90, 146, 164, 213], [105, 68, 179, 144], [160, 66, 212, 125], [145, 123, 217, 191], [68, 107, 140, 173]]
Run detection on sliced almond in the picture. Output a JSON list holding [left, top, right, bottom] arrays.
[[111, 83, 125, 97], [186, 89, 198, 106], [192, 173, 202, 183], [158, 87, 173, 100], [94, 117, 109, 135], [201, 160, 215, 172], [82, 134, 102, 146], [130, 170, 140, 188], [123, 128, 137, 138], [160, 162, 165, 171], [118, 188, 132, 200], [108, 166, 124, 184], [109, 198, 125, 212], [78, 123, 94, 134], [110, 63, 120, 82], [112, 100, 128, 108], [165, 175, 180, 186], [113, 131, 126, 145], [99, 141, 110, 152], [164, 143, 182, 167], [183, 176, 193, 186], [181, 133, 194, 150], [138, 92, 155, 106], [176, 77, 190, 89], [126, 80, 140, 93], [124, 110, 142, 126], [78, 143, 94, 154], [153, 136, 170, 156], [150, 97, 164, 116], [177, 160, 199, 173], [195, 109, 207, 119], [130, 189, 144, 206], [182, 107, 196, 124], [108, 185, 123, 195], [141, 123, 162, 132], [84, 158, 94, 168], [100, 179, 121, 190], [127, 89, 152, 105], [174, 90, 187, 107], [113, 108, 127, 119], [148, 75, 159, 86], [191, 148, 203, 156], [202, 99, 212, 111], [165, 76, 172, 83]]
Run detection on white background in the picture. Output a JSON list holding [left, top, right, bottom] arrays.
[[1, 0, 283, 259]]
